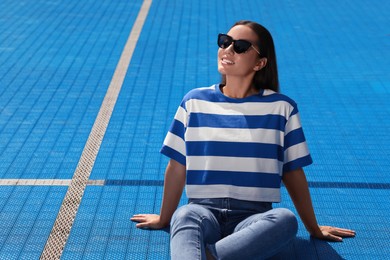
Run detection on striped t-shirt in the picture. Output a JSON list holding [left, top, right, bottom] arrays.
[[160, 84, 312, 202]]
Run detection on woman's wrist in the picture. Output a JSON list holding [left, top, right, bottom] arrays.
[[158, 213, 171, 227], [307, 225, 322, 237]]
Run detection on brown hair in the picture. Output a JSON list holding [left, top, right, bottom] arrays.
[[221, 20, 280, 92]]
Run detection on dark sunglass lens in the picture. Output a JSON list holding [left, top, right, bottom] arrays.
[[218, 34, 232, 49], [234, 40, 251, 53]]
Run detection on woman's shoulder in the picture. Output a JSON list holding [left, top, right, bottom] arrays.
[[182, 84, 218, 101], [262, 89, 298, 107]]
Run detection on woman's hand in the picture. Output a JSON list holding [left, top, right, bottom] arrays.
[[131, 214, 167, 230], [312, 225, 356, 242]]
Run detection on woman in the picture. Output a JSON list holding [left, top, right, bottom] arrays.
[[131, 20, 355, 259]]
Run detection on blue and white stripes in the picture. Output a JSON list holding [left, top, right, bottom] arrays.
[[161, 84, 312, 202]]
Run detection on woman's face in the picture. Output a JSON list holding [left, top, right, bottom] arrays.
[[218, 25, 262, 79]]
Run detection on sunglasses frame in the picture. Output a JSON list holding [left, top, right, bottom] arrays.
[[218, 33, 260, 55]]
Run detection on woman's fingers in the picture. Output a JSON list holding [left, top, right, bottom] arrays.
[[130, 214, 162, 229], [322, 226, 355, 237], [331, 228, 355, 237], [130, 215, 143, 222], [319, 226, 356, 241]]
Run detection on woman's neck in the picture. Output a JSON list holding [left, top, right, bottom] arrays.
[[222, 76, 259, 98]]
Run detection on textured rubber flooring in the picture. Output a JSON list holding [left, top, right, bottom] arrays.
[[0, 0, 389, 259]]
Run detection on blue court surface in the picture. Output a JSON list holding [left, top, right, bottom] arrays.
[[1, 0, 389, 259]]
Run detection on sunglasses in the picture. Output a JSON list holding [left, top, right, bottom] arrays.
[[217, 33, 260, 55]]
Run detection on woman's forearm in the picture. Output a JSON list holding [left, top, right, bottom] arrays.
[[282, 168, 322, 236], [159, 159, 186, 226]]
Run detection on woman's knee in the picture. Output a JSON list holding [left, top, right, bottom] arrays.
[[171, 204, 209, 227], [273, 208, 298, 236], [170, 204, 221, 244]]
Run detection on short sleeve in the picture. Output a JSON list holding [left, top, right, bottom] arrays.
[[160, 102, 188, 166], [282, 105, 313, 172]]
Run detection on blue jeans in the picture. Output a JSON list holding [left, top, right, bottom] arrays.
[[170, 198, 298, 260]]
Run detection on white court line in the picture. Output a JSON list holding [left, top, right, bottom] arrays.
[[0, 179, 105, 186], [40, 0, 152, 259]]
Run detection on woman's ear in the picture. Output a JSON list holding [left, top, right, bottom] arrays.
[[254, 58, 267, 71]]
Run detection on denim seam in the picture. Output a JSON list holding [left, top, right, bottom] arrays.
[[197, 216, 208, 260]]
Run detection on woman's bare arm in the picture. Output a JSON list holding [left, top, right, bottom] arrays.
[[283, 168, 355, 241], [131, 159, 186, 229]]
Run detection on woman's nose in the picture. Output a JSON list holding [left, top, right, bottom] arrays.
[[224, 42, 235, 54]]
